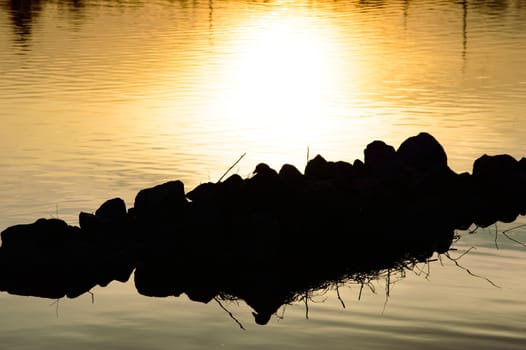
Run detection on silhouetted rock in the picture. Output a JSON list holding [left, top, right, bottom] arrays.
[[134, 261, 184, 297], [331, 161, 354, 180], [186, 182, 217, 203], [278, 163, 303, 181], [253, 163, 278, 177], [352, 159, 365, 176], [1, 218, 73, 249], [472, 154, 523, 226], [95, 197, 127, 224], [0, 218, 134, 299], [397, 132, 448, 176], [305, 154, 329, 180], [133, 180, 187, 221], [364, 140, 398, 176], [518, 157, 526, 174], [3, 132, 526, 325], [220, 173, 243, 193], [473, 154, 518, 179]]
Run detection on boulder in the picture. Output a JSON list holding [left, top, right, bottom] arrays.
[[186, 182, 218, 203], [95, 197, 127, 224], [397, 132, 448, 176], [364, 140, 398, 176], [278, 163, 303, 181], [305, 155, 329, 180], [1, 218, 74, 249], [472, 154, 523, 226], [253, 163, 278, 177], [133, 180, 187, 221], [472, 154, 518, 179]]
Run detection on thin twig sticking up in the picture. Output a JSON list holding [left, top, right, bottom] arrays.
[[218, 153, 246, 183]]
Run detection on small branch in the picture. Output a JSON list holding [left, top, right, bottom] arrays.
[[304, 292, 309, 320], [381, 270, 391, 316], [214, 297, 245, 330], [444, 252, 500, 288], [49, 298, 60, 318], [88, 290, 95, 304], [502, 231, 526, 248], [468, 225, 479, 234], [358, 283, 364, 301], [218, 153, 246, 183], [336, 285, 346, 309], [367, 281, 376, 294], [494, 223, 499, 250], [502, 223, 526, 235], [276, 305, 287, 321], [449, 246, 476, 261], [437, 253, 444, 266], [426, 258, 432, 279], [385, 269, 391, 298]]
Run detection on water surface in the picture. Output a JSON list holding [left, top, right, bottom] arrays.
[[1, 0, 526, 348]]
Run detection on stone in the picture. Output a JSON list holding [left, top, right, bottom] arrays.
[[364, 140, 397, 176], [473, 154, 518, 179], [305, 154, 329, 180], [133, 180, 187, 220], [397, 132, 448, 175], [95, 197, 127, 223]]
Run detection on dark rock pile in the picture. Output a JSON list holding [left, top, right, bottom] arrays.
[[2, 132, 526, 325]]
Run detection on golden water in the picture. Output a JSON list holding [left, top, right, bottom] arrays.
[[1, 0, 526, 348]]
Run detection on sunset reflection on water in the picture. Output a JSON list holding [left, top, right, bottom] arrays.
[[0, 0, 526, 348]]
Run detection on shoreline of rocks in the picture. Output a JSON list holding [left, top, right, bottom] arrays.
[[2, 132, 526, 324]]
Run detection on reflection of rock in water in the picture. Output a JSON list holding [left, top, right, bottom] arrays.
[[6, 0, 44, 44], [2, 132, 526, 325]]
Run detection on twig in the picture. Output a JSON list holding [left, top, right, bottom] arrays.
[[276, 305, 287, 321], [426, 258, 431, 279], [502, 223, 526, 234], [358, 282, 364, 300], [409, 262, 426, 277], [367, 282, 376, 294], [437, 253, 444, 266], [385, 269, 391, 298], [501, 223, 526, 247], [449, 246, 476, 261], [49, 298, 60, 318], [214, 297, 245, 330], [501, 231, 526, 247], [494, 223, 499, 250], [381, 270, 391, 316], [336, 285, 346, 309], [306, 146, 310, 164], [304, 292, 309, 320], [444, 252, 500, 288], [218, 153, 246, 183], [88, 290, 95, 304]]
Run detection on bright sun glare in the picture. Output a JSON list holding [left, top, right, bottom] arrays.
[[215, 13, 345, 145]]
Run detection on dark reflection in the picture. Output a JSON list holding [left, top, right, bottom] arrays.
[[472, 0, 509, 13], [357, 0, 385, 9], [2, 133, 526, 325], [64, 0, 86, 29], [461, 0, 468, 68], [3, 0, 522, 45], [403, 0, 410, 29], [4, 0, 86, 44], [5, 0, 42, 45]]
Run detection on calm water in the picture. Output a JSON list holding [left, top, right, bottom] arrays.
[[1, 0, 526, 348]]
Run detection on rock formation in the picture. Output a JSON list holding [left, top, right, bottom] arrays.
[[2, 132, 526, 325]]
